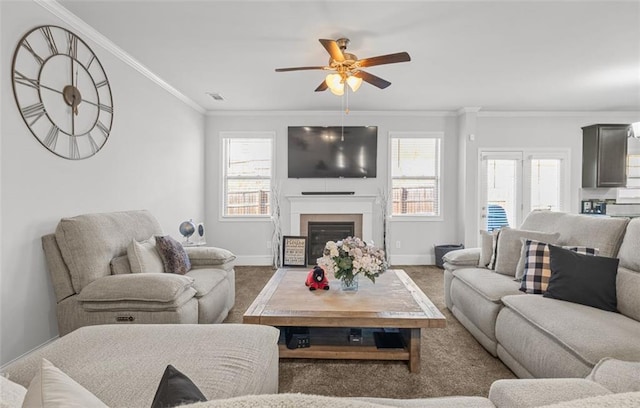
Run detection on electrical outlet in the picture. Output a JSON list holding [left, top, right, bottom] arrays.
[[395, 241, 401, 249], [266, 240, 272, 249]]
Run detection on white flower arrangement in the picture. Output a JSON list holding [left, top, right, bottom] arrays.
[[317, 236, 388, 286]]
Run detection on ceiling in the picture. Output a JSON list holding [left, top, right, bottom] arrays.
[[58, 0, 640, 113]]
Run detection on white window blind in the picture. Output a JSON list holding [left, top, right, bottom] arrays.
[[390, 136, 441, 216], [530, 158, 562, 211], [222, 136, 272, 217]]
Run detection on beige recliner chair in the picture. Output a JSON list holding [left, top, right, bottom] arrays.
[[42, 210, 236, 335]]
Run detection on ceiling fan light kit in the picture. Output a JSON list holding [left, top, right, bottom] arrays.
[[276, 37, 410, 96]]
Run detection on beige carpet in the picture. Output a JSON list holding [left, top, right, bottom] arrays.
[[224, 265, 516, 399]]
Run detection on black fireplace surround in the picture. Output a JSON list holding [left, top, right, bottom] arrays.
[[307, 221, 355, 265]]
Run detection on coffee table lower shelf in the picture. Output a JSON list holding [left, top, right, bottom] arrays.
[[279, 344, 410, 361]]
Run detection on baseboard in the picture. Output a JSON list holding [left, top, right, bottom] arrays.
[[235, 255, 273, 266], [0, 335, 59, 370], [389, 254, 434, 266]]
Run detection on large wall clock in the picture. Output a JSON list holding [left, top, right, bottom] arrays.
[[11, 25, 113, 160]]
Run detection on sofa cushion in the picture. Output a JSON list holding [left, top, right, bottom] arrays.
[[453, 268, 522, 303], [501, 294, 640, 366], [618, 217, 640, 271], [489, 378, 611, 408], [519, 240, 599, 294], [185, 247, 236, 266], [109, 255, 132, 275], [538, 392, 640, 408], [520, 211, 629, 258], [55, 210, 164, 292], [586, 358, 640, 393], [22, 358, 108, 408], [186, 268, 228, 298], [544, 246, 618, 312], [77, 274, 195, 304], [156, 235, 192, 275], [493, 228, 560, 276], [151, 365, 207, 408], [127, 236, 164, 274], [618, 267, 640, 321], [479, 230, 496, 267]]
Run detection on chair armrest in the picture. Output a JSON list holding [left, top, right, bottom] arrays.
[[77, 273, 194, 303], [489, 379, 611, 408], [184, 246, 236, 267]]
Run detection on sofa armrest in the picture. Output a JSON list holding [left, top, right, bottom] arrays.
[[77, 273, 195, 304], [586, 358, 640, 393], [442, 248, 481, 272], [489, 379, 611, 408], [184, 246, 236, 268]]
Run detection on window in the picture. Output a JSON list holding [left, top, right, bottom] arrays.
[[627, 154, 640, 188], [221, 132, 273, 217], [390, 133, 441, 217], [529, 158, 563, 211]]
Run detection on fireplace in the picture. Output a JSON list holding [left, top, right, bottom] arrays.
[[307, 221, 355, 263], [288, 195, 376, 243]]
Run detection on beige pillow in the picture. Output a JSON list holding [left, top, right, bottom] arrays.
[[109, 255, 132, 275], [0, 375, 27, 407], [493, 228, 560, 276], [22, 358, 108, 408], [479, 230, 497, 267], [127, 236, 164, 274]]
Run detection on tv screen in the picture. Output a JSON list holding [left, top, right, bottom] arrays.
[[288, 126, 378, 178]]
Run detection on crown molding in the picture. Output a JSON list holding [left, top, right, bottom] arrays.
[[477, 111, 640, 118], [206, 110, 457, 117], [34, 0, 205, 114]]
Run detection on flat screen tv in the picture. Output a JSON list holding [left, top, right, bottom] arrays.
[[288, 126, 378, 178]]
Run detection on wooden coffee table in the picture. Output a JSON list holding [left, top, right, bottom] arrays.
[[243, 268, 446, 373]]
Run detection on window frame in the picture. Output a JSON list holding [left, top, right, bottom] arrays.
[[388, 131, 444, 222], [219, 131, 275, 222]]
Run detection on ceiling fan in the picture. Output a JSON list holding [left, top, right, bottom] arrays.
[[275, 38, 411, 95]]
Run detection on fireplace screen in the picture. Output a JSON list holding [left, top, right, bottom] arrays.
[[307, 222, 355, 265]]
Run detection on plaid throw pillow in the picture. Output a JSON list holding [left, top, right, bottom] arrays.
[[520, 240, 598, 294]]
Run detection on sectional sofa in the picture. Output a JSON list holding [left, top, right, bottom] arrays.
[[2, 324, 639, 408], [443, 211, 640, 378]]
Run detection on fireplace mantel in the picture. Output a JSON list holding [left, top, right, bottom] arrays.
[[287, 195, 377, 242]]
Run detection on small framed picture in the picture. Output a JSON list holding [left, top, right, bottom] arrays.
[[282, 236, 308, 267]]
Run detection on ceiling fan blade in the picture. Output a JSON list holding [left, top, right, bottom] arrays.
[[314, 81, 328, 92], [319, 39, 345, 62], [275, 66, 326, 72], [355, 71, 391, 89], [357, 52, 411, 68]]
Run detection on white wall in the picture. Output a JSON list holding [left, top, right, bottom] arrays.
[[460, 112, 640, 246], [0, 1, 205, 365], [205, 112, 460, 266]]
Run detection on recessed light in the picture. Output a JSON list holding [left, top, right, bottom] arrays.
[[206, 92, 225, 101]]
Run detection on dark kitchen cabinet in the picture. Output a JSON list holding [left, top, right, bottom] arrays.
[[582, 124, 628, 188]]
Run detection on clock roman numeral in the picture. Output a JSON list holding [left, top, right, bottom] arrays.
[[98, 103, 113, 114], [44, 125, 60, 150], [21, 102, 46, 126], [69, 136, 80, 159], [96, 120, 110, 138], [96, 80, 108, 89], [20, 39, 44, 65], [14, 71, 40, 89], [87, 55, 95, 69], [87, 133, 100, 155], [40, 26, 58, 55], [66, 32, 78, 59]]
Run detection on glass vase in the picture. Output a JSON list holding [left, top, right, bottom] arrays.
[[340, 274, 359, 292]]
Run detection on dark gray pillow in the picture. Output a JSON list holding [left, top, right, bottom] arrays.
[[151, 365, 206, 408], [155, 235, 191, 275], [544, 245, 619, 312]]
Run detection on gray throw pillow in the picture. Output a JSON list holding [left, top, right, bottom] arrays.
[[479, 230, 496, 268], [155, 235, 191, 275], [493, 228, 560, 276]]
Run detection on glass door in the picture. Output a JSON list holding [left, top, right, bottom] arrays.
[[480, 152, 522, 231]]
